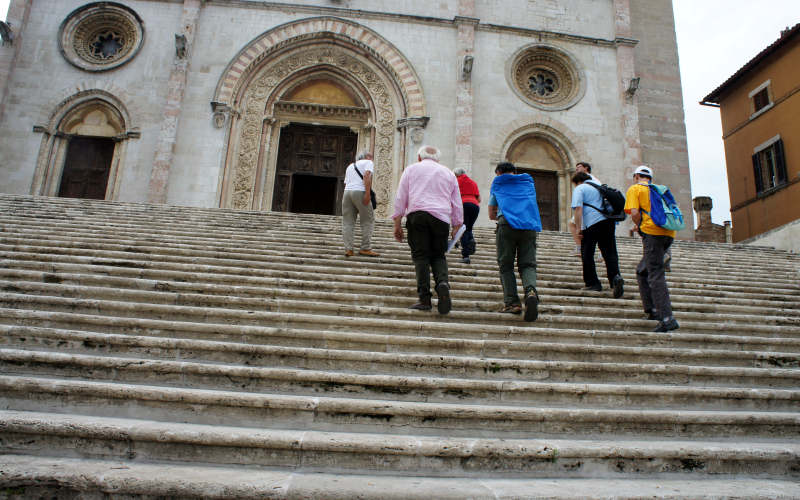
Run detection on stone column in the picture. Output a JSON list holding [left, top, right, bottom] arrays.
[[147, 0, 203, 204], [613, 0, 642, 179], [454, 2, 477, 173], [0, 0, 33, 124]]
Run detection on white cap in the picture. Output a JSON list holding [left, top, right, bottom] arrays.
[[633, 165, 653, 178]]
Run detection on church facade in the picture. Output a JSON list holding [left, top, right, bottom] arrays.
[[0, 0, 694, 235]]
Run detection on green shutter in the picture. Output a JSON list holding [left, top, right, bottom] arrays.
[[752, 152, 764, 193], [774, 139, 787, 184]]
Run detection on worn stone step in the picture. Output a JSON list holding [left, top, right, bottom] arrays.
[[3, 308, 798, 359], [3, 325, 799, 390], [3, 259, 798, 318], [4, 321, 797, 370], [2, 281, 797, 337], [2, 221, 798, 288], [2, 376, 799, 439], [2, 411, 799, 478], [3, 349, 798, 410], [2, 454, 799, 500]]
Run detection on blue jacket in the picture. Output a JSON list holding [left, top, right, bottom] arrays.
[[490, 173, 542, 231]]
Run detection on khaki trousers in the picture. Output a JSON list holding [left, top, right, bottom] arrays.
[[342, 190, 374, 251]]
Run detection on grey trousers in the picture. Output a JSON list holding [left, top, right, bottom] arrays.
[[341, 190, 374, 251], [636, 233, 674, 320], [496, 219, 538, 306]]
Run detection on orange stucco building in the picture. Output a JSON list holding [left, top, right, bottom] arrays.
[[702, 23, 800, 243]]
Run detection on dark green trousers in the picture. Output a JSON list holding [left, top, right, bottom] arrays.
[[495, 218, 538, 306], [406, 211, 450, 299]]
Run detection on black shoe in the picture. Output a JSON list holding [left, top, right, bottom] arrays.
[[612, 275, 624, 299], [408, 297, 432, 311], [435, 282, 451, 315], [583, 283, 602, 292], [653, 318, 679, 332], [523, 289, 539, 322], [461, 257, 471, 264], [644, 309, 659, 320]]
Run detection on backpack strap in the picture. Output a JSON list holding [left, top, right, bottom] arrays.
[[352, 164, 364, 179], [581, 182, 608, 217]]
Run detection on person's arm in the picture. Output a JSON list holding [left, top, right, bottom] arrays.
[[573, 206, 583, 236], [393, 216, 404, 242], [488, 205, 497, 220], [630, 208, 641, 227], [362, 171, 372, 206]]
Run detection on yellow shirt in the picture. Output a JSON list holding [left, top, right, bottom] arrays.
[[624, 182, 677, 237]]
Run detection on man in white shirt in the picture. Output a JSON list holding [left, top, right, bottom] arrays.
[[569, 162, 599, 256], [342, 151, 379, 257]]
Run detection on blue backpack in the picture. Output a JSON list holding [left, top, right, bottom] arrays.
[[643, 184, 685, 231]]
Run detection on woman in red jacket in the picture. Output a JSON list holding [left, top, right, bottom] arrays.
[[453, 168, 481, 264]]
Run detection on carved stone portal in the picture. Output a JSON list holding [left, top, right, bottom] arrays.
[[223, 47, 396, 217]]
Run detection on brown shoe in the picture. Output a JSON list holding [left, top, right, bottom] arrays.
[[408, 297, 432, 311], [344, 250, 355, 257], [499, 304, 522, 315], [359, 249, 380, 257]]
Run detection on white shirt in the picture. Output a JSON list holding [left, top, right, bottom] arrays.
[[343, 159, 374, 191]]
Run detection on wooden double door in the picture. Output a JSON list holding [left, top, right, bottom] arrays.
[[58, 136, 115, 200], [272, 124, 358, 215]]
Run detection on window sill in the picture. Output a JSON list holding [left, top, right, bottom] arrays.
[[749, 102, 773, 121]]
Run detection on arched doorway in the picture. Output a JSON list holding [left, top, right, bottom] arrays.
[[31, 90, 137, 200], [212, 17, 428, 217]]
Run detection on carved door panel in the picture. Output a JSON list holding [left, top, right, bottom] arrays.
[[520, 168, 559, 231], [58, 137, 115, 199], [273, 124, 357, 215]]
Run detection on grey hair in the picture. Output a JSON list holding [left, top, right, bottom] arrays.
[[356, 150, 372, 161], [417, 145, 441, 162], [453, 167, 466, 176]]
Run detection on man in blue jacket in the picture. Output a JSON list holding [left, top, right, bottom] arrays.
[[488, 162, 542, 322]]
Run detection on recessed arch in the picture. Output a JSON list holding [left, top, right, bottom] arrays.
[[214, 18, 426, 216], [30, 89, 138, 200]]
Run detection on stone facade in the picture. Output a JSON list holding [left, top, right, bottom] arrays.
[[0, 0, 693, 234]]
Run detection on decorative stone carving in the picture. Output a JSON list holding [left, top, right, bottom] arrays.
[[230, 46, 396, 216], [58, 2, 145, 72], [507, 44, 585, 111]]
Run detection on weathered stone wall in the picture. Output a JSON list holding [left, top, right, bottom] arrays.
[[629, 0, 695, 238]]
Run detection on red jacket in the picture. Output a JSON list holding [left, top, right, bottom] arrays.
[[457, 174, 480, 205]]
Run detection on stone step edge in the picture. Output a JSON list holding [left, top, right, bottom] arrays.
[[2, 202, 793, 259], [3, 231, 796, 288], [4, 410, 799, 462], [3, 455, 799, 500], [5, 323, 797, 370], [3, 349, 797, 402], [5, 219, 790, 271], [4, 326, 798, 382], [2, 305, 798, 352], [4, 375, 798, 428], [3, 287, 797, 336], [4, 270, 797, 325], [7, 250, 795, 303], [6, 260, 795, 314]]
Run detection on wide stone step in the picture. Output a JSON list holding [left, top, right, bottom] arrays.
[[3, 325, 799, 390], [3, 349, 798, 410], [5, 249, 796, 309], [2, 220, 797, 287], [2, 454, 799, 500], [2, 411, 799, 479], [3, 307, 798, 357], [2, 282, 797, 338], [2, 375, 798, 439]]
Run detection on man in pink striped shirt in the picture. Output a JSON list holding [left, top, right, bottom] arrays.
[[393, 145, 464, 314]]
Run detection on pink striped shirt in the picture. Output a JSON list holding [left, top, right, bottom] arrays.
[[392, 159, 464, 226]]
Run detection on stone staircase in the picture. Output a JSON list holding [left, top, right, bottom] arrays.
[[0, 193, 798, 499]]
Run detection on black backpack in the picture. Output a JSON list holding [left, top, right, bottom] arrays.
[[583, 181, 627, 222]]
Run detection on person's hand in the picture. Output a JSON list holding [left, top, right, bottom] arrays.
[[394, 224, 404, 242], [451, 224, 463, 240], [362, 193, 370, 206]]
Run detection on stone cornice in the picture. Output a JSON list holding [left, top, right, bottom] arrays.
[[274, 101, 370, 121], [203, 1, 627, 48]]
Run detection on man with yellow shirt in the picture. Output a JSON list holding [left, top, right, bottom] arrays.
[[624, 165, 679, 332]]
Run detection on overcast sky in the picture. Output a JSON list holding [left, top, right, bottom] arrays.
[[2, 1, 798, 226]]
